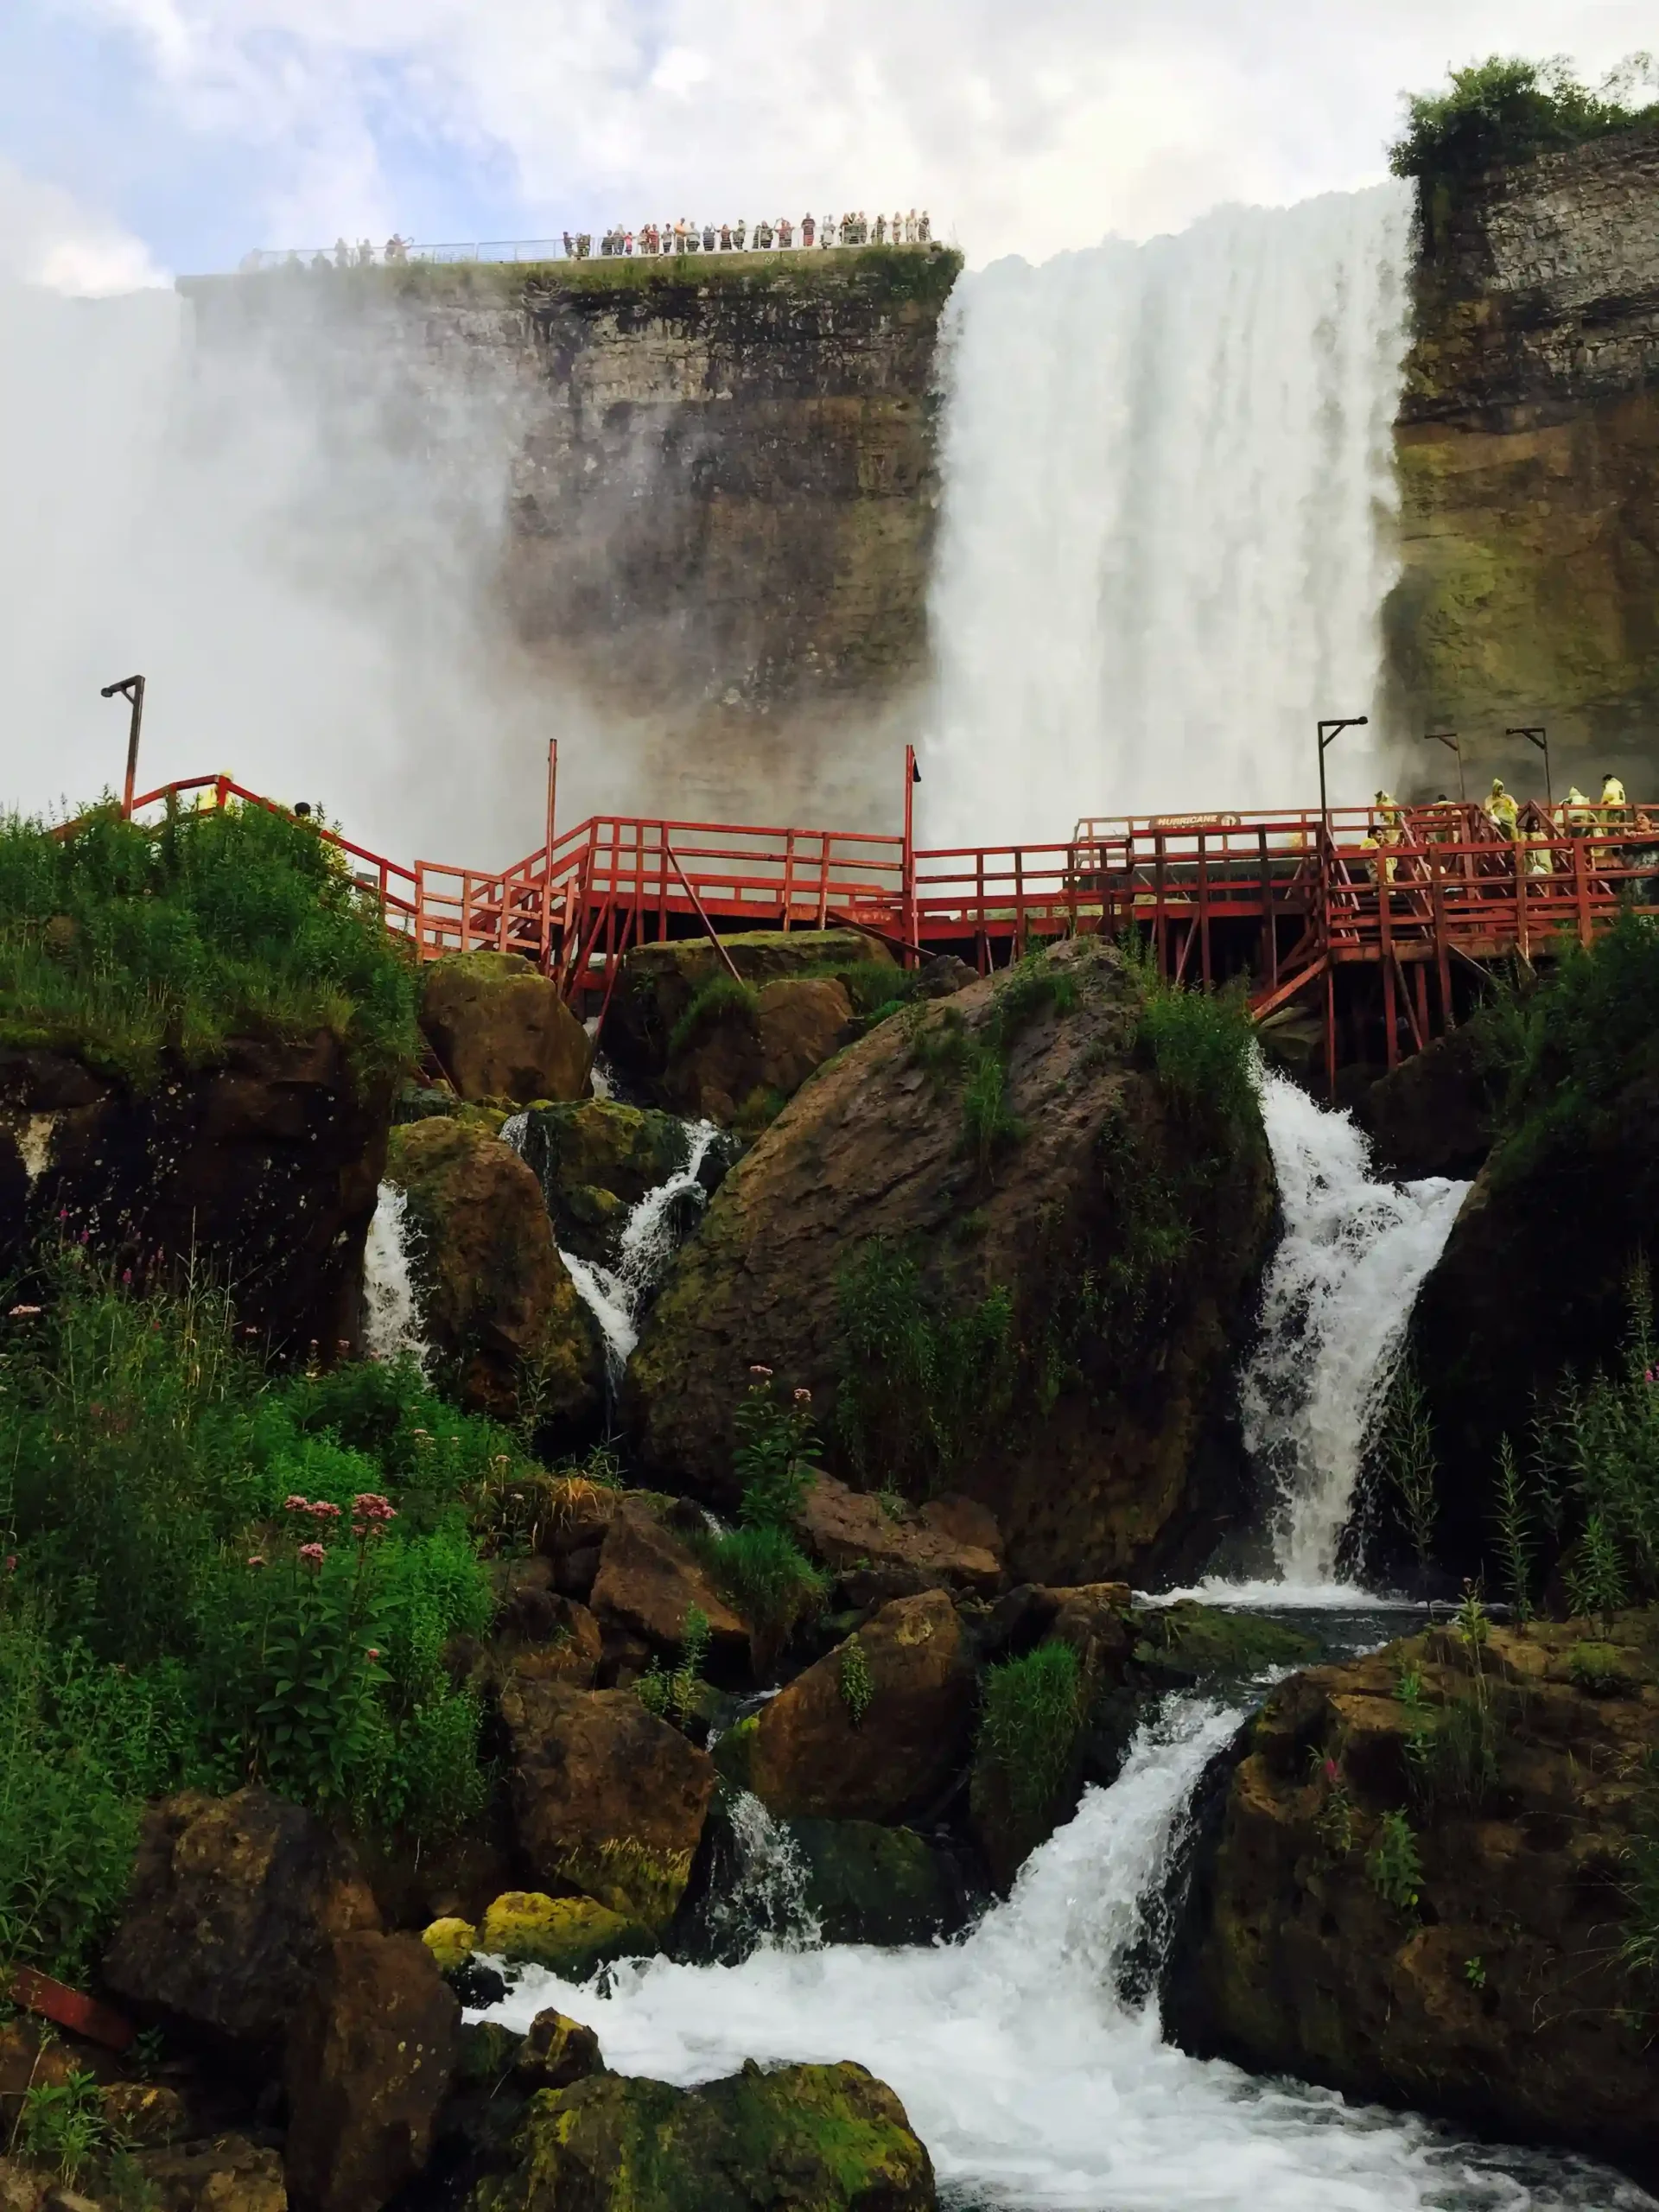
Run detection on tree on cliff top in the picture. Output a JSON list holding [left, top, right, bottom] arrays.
[[1389, 54, 1657, 196]]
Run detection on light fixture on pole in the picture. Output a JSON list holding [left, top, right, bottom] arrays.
[[1423, 731, 1465, 803], [100, 675, 146, 817], [1506, 725, 1552, 808], [1317, 716, 1369, 835]]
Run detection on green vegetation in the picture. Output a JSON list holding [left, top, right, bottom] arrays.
[[667, 974, 759, 1059], [838, 1637, 874, 1725], [698, 1375, 827, 1651], [1380, 1358, 1440, 1573], [974, 1642, 1082, 1822], [1367, 1808, 1425, 1914], [14, 2069, 110, 2186], [635, 1605, 710, 1729], [833, 1240, 1015, 1497], [1395, 1604, 1499, 1817], [903, 948, 1077, 1178], [1389, 54, 1656, 203], [0, 797, 420, 1090], [0, 1261, 534, 1978]]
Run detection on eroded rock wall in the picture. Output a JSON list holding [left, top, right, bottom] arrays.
[[1387, 124, 1659, 797]]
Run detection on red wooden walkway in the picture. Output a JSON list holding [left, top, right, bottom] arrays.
[[128, 769, 1659, 1088]]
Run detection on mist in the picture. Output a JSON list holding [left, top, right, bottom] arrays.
[[0, 265, 648, 868]]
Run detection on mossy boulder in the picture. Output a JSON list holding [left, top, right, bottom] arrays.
[[1131, 1602, 1319, 1688], [479, 1893, 653, 1979], [384, 1116, 602, 1428], [664, 976, 857, 1127], [788, 1820, 962, 1946], [422, 1916, 479, 1974], [420, 950, 591, 1106], [626, 938, 1274, 1585], [515, 1101, 696, 1259], [467, 2060, 934, 2212], [607, 930, 895, 1092], [1166, 1611, 1659, 2183]]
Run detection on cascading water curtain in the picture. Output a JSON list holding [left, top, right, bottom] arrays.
[[924, 183, 1414, 845]]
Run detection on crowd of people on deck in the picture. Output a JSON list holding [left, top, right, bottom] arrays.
[[1360, 772, 1659, 890], [565, 211, 931, 257]]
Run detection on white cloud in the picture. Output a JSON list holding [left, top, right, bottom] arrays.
[[0, 161, 168, 294], [49, 0, 1659, 264]]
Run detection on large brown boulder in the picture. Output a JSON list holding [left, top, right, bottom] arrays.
[[795, 1475, 1004, 1598], [497, 1679, 715, 1929], [664, 976, 855, 1125], [588, 1496, 748, 1662], [748, 1590, 976, 1822], [627, 938, 1274, 1584], [0, 1035, 389, 1352], [466, 2061, 932, 2212], [1167, 1613, 1659, 2183], [607, 929, 895, 1091], [420, 950, 589, 1105], [283, 1931, 460, 2212], [102, 1789, 380, 2063], [136, 2135, 289, 2212], [385, 1116, 601, 1427]]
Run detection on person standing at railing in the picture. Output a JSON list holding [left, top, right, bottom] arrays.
[[802, 213, 816, 246], [334, 238, 352, 269], [1485, 778, 1519, 839]]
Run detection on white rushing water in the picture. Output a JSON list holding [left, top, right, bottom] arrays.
[[360, 1181, 429, 1367], [925, 184, 1413, 844], [503, 1114, 721, 1384], [480, 1699, 1643, 2210], [697, 1789, 820, 1955], [1242, 1069, 1470, 1588]]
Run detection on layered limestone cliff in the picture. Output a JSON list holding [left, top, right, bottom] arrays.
[[1387, 124, 1659, 797], [181, 250, 960, 830]]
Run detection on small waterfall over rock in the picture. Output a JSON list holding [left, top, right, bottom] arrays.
[[361, 1181, 429, 1367], [475, 1695, 1632, 2208], [1242, 1067, 1470, 1589], [925, 184, 1413, 842], [696, 1789, 820, 1958], [503, 1114, 721, 1385]]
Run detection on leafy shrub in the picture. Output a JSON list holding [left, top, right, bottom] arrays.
[[833, 1240, 1015, 1497], [668, 975, 758, 1059], [1367, 1808, 1424, 1913], [975, 1642, 1082, 1821], [636, 1605, 710, 1730], [838, 1637, 874, 1725], [960, 1049, 1024, 1175], [702, 1525, 826, 1647], [1389, 54, 1656, 200], [0, 797, 419, 1090], [1380, 1357, 1440, 1573], [733, 1375, 818, 1529], [15, 2068, 109, 2184]]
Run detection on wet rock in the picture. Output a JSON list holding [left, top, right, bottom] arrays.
[[134, 2135, 287, 2212], [795, 1475, 1004, 1598], [0, 1035, 389, 1355], [99, 2083, 191, 2147], [788, 1820, 963, 1945], [384, 1117, 601, 1428], [750, 1590, 976, 1822], [917, 953, 975, 998], [628, 938, 1274, 1584], [663, 977, 857, 1126], [607, 930, 896, 1092], [1131, 1600, 1317, 1688], [513, 1103, 694, 1262], [419, 950, 590, 1106], [1167, 1612, 1659, 2183], [102, 1789, 380, 2064], [422, 1917, 478, 1974], [497, 1680, 715, 1929], [515, 2011, 606, 2094], [477, 1893, 654, 1979], [588, 1496, 748, 1661], [283, 1930, 460, 2212], [1354, 1026, 1497, 1183], [465, 2060, 933, 2212]]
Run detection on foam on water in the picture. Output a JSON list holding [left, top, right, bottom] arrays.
[[479, 1699, 1646, 2210], [360, 1181, 429, 1368]]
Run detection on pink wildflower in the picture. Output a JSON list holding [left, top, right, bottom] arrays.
[[1323, 1758, 1340, 1784], [297, 1541, 327, 1567], [4, 1556, 16, 1574], [246, 1554, 266, 1570], [793, 1387, 811, 1404], [351, 1493, 396, 1522], [749, 1363, 773, 1380], [1647, 1366, 1657, 1386], [306, 1500, 343, 1522], [283, 1495, 310, 1514], [365, 1647, 381, 1661], [8, 1305, 41, 1318]]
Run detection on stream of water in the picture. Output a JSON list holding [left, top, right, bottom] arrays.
[[360, 1180, 430, 1368]]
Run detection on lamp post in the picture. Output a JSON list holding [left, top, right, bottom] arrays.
[[1506, 725, 1551, 808], [99, 675, 146, 817], [1317, 716, 1369, 837], [1423, 731, 1465, 803]]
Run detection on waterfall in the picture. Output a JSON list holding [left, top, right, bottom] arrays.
[[361, 1181, 429, 1367], [1242, 1068, 1470, 1590], [503, 1114, 721, 1385], [475, 1696, 1631, 2209], [696, 1790, 820, 1957], [925, 183, 1414, 844]]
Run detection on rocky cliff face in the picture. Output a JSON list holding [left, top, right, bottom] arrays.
[[1387, 124, 1659, 796], [184, 250, 959, 830]]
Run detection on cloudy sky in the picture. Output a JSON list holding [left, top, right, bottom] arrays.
[[1, 0, 1655, 289]]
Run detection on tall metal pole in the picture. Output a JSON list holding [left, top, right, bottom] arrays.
[[1424, 731, 1464, 803], [1316, 716, 1369, 841], [1506, 726, 1551, 808], [100, 675, 146, 816], [902, 745, 920, 965]]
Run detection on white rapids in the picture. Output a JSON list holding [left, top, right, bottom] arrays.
[[477, 1698, 1645, 2211], [1242, 1067, 1470, 1588], [360, 1181, 429, 1367]]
